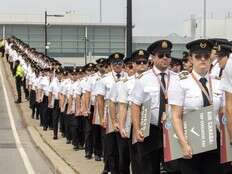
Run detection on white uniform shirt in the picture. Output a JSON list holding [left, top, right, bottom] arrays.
[[84, 72, 103, 105], [130, 66, 177, 126], [29, 72, 36, 90], [117, 75, 137, 104], [221, 57, 232, 93], [39, 76, 50, 96], [168, 70, 224, 124], [96, 71, 127, 100], [48, 77, 61, 100]]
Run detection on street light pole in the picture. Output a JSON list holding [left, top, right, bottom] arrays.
[[84, 26, 88, 65], [203, 0, 206, 38], [45, 11, 48, 56], [126, 0, 132, 57], [44, 11, 64, 56], [100, 0, 102, 23]]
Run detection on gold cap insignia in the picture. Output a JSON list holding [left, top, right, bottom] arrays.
[[162, 41, 168, 49], [115, 54, 119, 59], [200, 42, 207, 48], [89, 64, 93, 67], [138, 50, 144, 56]]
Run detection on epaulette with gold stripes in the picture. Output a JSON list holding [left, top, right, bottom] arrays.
[[178, 71, 189, 80]]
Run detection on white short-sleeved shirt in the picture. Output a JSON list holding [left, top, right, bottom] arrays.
[[130, 66, 178, 126], [48, 77, 61, 100], [168, 70, 224, 124], [84, 72, 104, 105], [39, 76, 50, 96], [79, 77, 88, 94], [221, 57, 232, 93], [95, 71, 127, 100], [29, 73, 36, 90], [117, 75, 137, 104]]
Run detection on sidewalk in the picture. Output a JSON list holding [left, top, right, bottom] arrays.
[[1, 58, 104, 174]]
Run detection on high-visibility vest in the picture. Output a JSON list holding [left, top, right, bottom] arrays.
[[16, 65, 24, 78]]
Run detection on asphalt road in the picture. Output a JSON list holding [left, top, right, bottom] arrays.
[[0, 67, 53, 174]]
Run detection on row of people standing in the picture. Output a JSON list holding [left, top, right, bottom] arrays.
[[4, 35, 232, 174]]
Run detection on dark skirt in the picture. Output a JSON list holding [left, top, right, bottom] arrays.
[[29, 90, 36, 109]]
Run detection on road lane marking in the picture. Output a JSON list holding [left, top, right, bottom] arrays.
[[0, 65, 35, 174]]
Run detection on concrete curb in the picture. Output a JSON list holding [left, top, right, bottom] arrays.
[[1, 58, 78, 174]]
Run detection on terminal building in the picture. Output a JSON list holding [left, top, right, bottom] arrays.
[[0, 13, 190, 65]]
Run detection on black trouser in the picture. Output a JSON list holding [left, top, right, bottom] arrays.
[[29, 90, 36, 118], [104, 132, 119, 174], [179, 131, 220, 174], [221, 163, 232, 174], [34, 102, 40, 120], [70, 116, 79, 147], [59, 111, 65, 135], [137, 124, 163, 174], [42, 96, 49, 129], [22, 78, 29, 99], [179, 149, 220, 174], [6, 53, 9, 62], [77, 116, 85, 147], [65, 113, 72, 141], [15, 76, 22, 102], [84, 106, 94, 155], [52, 99, 60, 138], [93, 124, 103, 156], [47, 108, 53, 129], [129, 140, 141, 174], [116, 133, 130, 174], [0, 47, 5, 57], [101, 128, 110, 172], [10, 62, 13, 74]]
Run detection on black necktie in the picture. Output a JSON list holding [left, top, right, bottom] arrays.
[[158, 73, 166, 126], [219, 68, 223, 78], [199, 77, 210, 107], [116, 73, 121, 79]]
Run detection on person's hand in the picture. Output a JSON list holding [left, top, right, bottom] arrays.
[[120, 127, 128, 138], [135, 129, 144, 142], [181, 143, 193, 159], [113, 121, 120, 132]]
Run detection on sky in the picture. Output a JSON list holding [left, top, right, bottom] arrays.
[[1, 0, 232, 36]]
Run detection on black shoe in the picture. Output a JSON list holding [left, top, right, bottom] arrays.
[[15, 100, 21, 104], [95, 155, 101, 161], [53, 136, 58, 140], [66, 140, 71, 144], [73, 146, 79, 151], [43, 127, 47, 131], [101, 170, 108, 174], [85, 152, 92, 159]]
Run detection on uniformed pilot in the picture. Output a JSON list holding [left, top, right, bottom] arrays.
[[130, 40, 176, 174], [168, 39, 223, 174]]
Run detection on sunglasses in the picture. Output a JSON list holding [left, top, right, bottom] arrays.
[[135, 60, 148, 65], [157, 53, 171, 59], [112, 61, 124, 66], [194, 53, 210, 60]]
